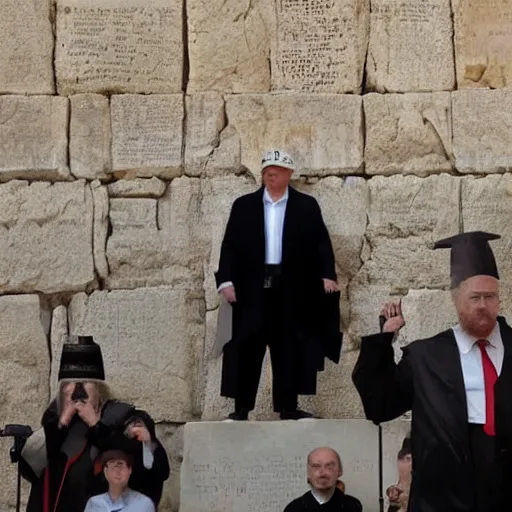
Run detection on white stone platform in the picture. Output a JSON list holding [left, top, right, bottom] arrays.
[[180, 419, 410, 512]]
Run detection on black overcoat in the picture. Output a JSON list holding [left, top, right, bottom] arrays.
[[352, 316, 512, 512], [215, 186, 342, 397]]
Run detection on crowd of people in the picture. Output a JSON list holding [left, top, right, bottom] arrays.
[[9, 149, 511, 512]]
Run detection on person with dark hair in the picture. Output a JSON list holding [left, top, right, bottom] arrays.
[[85, 449, 154, 512], [19, 336, 169, 512], [387, 437, 412, 512], [283, 447, 362, 511], [353, 232, 512, 512]]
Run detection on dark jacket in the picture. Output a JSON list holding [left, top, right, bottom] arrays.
[[284, 488, 363, 511], [21, 400, 169, 512], [215, 186, 342, 397], [352, 316, 512, 512]]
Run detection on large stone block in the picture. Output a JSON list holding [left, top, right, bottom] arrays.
[[453, 0, 512, 89], [187, 0, 273, 93], [452, 89, 512, 174], [218, 94, 363, 180], [111, 94, 183, 179], [181, 420, 410, 512], [56, 0, 183, 95], [185, 93, 226, 176], [68, 288, 205, 422], [461, 174, 512, 318], [106, 177, 203, 289], [364, 93, 453, 176], [0, 96, 69, 181], [107, 177, 167, 198], [0, 0, 54, 94], [92, 181, 109, 280], [271, 0, 370, 93], [70, 94, 111, 180], [0, 295, 50, 511], [360, 174, 459, 289], [366, 0, 454, 92], [0, 180, 96, 294]]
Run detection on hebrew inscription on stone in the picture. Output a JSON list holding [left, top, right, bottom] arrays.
[[272, 0, 369, 93], [56, 0, 182, 94]]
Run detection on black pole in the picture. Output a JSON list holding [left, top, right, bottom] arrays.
[[379, 424, 384, 512], [16, 457, 21, 512]]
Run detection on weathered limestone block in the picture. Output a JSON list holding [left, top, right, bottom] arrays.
[[272, 0, 370, 93], [397, 289, 456, 352], [56, 0, 183, 95], [453, 0, 512, 89], [361, 174, 459, 289], [106, 177, 203, 289], [364, 93, 453, 176], [0, 295, 50, 511], [70, 95, 111, 180], [187, 0, 273, 93], [452, 90, 512, 174], [217, 94, 363, 180], [366, 0, 455, 92], [111, 94, 183, 179], [184, 93, 226, 176], [199, 176, 257, 310], [0, 96, 69, 181], [0, 0, 54, 94], [68, 288, 205, 422], [92, 181, 109, 279], [461, 174, 512, 318], [181, 420, 410, 512], [107, 178, 167, 198], [0, 180, 95, 294]]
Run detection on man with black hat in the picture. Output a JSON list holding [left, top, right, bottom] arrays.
[[19, 336, 169, 512], [215, 149, 342, 420], [353, 231, 512, 512]]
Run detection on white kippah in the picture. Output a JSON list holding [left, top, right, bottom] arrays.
[[261, 149, 295, 172]]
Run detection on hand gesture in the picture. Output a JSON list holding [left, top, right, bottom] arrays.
[[386, 484, 403, 503], [323, 278, 339, 294], [75, 401, 100, 427], [220, 285, 236, 303], [381, 299, 405, 333], [59, 402, 77, 428]]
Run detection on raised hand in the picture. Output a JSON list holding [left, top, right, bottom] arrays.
[[381, 299, 405, 333]]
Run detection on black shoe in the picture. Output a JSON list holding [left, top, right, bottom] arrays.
[[280, 409, 317, 420], [227, 409, 250, 421]]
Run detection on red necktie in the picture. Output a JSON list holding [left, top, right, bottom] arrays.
[[477, 339, 498, 436]]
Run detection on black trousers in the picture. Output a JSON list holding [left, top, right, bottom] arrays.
[[234, 285, 298, 413], [469, 423, 500, 512]]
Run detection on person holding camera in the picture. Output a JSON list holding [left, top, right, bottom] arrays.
[[19, 336, 169, 512]]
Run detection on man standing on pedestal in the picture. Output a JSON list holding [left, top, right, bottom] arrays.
[[353, 231, 512, 512], [215, 149, 342, 421]]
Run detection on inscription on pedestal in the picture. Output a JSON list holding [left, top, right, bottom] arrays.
[[56, 0, 182, 94], [273, 0, 369, 93]]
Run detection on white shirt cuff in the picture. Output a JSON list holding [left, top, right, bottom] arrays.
[[217, 281, 233, 292], [142, 442, 155, 469]]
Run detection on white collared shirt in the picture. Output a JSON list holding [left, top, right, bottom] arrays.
[[310, 488, 335, 505], [452, 322, 504, 424], [263, 187, 288, 264]]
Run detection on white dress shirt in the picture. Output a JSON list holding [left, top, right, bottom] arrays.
[[452, 322, 504, 424], [217, 187, 289, 291], [263, 187, 288, 264], [84, 489, 155, 512], [311, 488, 335, 504]]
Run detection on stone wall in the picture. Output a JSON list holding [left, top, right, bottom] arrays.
[[1, 0, 512, 510]]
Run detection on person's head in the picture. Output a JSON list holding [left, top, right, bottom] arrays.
[[397, 437, 412, 479], [452, 275, 500, 338], [307, 447, 342, 493], [58, 380, 111, 414], [261, 149, 295, 193], [101, 450, 133, 489]]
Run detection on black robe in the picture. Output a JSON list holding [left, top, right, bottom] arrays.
[[352, 316, 512, 512], [215, 186, 342, 398], [20, 400, 170, 512], [283, 489, 363, 511]]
